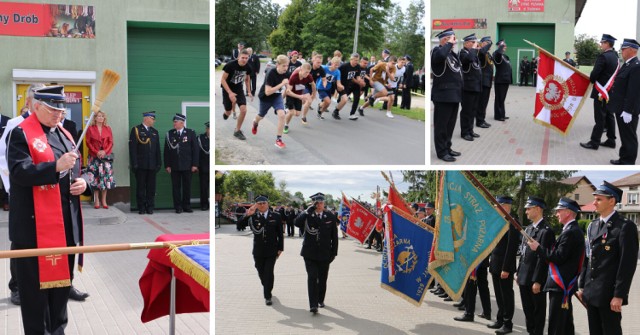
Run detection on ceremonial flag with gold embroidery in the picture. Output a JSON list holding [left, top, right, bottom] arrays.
[[428, 171, 509, 300], [347, 200, 379, 244], [339, 192, 350, 233], [528, 40, 592, 135]]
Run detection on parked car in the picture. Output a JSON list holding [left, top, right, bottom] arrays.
[[257, 54, 267, 58]]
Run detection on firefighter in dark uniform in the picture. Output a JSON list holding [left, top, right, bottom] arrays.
[[163, 113, 198, 213], [578, 181, 638, 335], [487, 196, 519, 332], [424, 202, 436, 228], [294, 192, 338, 314], [609, 39, 640, 165], [284, 205, 296, 237], [476, 36, 493, 129], [241, 195, 284, 306], [432, 28, 463, 162], [459, 33, 487, 141], [197, 122, 210, 210], [516, 196, 556, 335], [527, 197, 585, 335], [493, 40, 513, 121], [580, 34, 619, 151], [400, 54, 414, 109], [129, 111, 161, 214]]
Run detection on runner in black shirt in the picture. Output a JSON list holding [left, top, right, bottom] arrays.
[[336, 53, 365, 120], [301, 53, 326, 124], [220, 50, 253, 140], [252, 55, 290, 149]]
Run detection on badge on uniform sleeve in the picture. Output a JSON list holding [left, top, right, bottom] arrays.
[[32, 138, 47, 153], [605, 245, 611, 251], [182, 137, 188, 142]]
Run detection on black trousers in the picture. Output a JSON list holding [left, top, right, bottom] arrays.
[[286, 222, 295, 236], [589, 99, 617, 145], [349, 86, 361, 115], [615, 112, 638, 164], [304, 258, 331, 308], [586, 303, 622, 335], [15, 242, 74, 335], [433, 102, 459, 158], [494, 83, 509, 119], [199, 170, 209, 209], [254, 256, 277, 299], [460, 91, 480, 136], [476, 85, 491, 125], [491, 271, 515, 323], [519, 284, 547, 335], [135, 169, 157, 211], [170, 170, 192, 210], [465, 266, 491, 315], [401, 87, 412, 109], [250, 73, 258, 96], [9, 243, 18, 292], [548, 291, 575, 335]]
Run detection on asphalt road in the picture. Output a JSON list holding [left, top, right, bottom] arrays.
[[214, 66, 426, 165]]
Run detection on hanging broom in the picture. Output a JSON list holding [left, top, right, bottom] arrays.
[[74, 69, 121, 152]]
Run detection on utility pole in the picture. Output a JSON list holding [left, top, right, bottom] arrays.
[[353, 0, 361, 53]]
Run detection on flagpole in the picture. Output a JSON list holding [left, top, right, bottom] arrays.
[[0, 240, 210, 259], [523, 39, 590, 80], [381, 171, 416, 215], [462, 171, 534, 242]]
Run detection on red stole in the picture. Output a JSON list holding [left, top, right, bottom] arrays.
[[21, 115, 71, 289]]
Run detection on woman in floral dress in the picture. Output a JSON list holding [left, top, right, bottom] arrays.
[[86, 110, 115, 208]]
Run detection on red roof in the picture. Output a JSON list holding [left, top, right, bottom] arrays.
[[612, 172, 640, 187], [580, 203, 596, 212]]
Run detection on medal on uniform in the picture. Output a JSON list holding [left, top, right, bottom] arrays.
[[605, 246, 610, 251]]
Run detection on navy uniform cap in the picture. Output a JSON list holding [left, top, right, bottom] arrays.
[[436, 28, 454, 39], [524, 196, 546, 209], [254, 195, 269, 202], [411, 203, 419, 210], [404, 54, 412, 61], [383, 49, 391, 55], [463, 33, 477, 42], [34, 85, 66, 111], [553, 197, 581, 213], [592, 181, 623, 203], [621, 38, 640, 49], [496, 195, 514, 204], [310, 192, 325, 201], [173, 113, 186, 122], [480, 36, 491, 43], [417, 207, 426, 213], [600, 34, 617, 44], [142, 111, 156, 119], [205, 121, 210, 128], [425, 202, 435, 209]]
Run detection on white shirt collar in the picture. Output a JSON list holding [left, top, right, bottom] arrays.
[[532, 218, 543, 228], [600, 210, 616, 223]]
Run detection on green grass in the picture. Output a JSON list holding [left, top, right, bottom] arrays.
[[215, 149, 226, 165], [358, 98, 425, 121]]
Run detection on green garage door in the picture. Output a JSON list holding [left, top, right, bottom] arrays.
[[127, 24, 209, 210], [498, 24, 555, 84]]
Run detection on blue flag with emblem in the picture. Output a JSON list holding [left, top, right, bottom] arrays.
[[428, 171, 509, 300], [339, 192, 350, 233], [381, 206, 434, 306]]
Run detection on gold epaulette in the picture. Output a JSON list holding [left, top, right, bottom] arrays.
[[135, 126, 150, 145]]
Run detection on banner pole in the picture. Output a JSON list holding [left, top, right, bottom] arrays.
[[523, 39, 590, 80]]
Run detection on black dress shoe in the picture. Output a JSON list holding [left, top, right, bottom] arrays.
[[265, 299, 272, 306], [449, 150, 461, 156], [462, 134, 474, 141], [610, 159, 626, 165], [503, 116, 509, 119], [432, 288, 444, 295], [438, 292, 449, 298], [494, 324, 513, 334], [487, 321, 503, 329], [184, 208, 194, 213], [477, 122, 491, 128], [176, 208, 183, 214], [310, 307, 318, 314], [443, 296, 453, 301], [10, 291, 20, 305], [146, 209, 154, 214], [477, 313, 491, 320], [601, 140, 616, 148], [440, 154, 456, 162], [453, 301, 464, 307], [201, 206, 209, 211], [457, 305, 465, 310], [69, 286, 89, 301], [471, 132, 480, 138], [138, 210, 145, 215], [495, 118, 506, 121], [453, 314, 474, 322], [318, 302, 325, 308], [580, 142, 598, 150]]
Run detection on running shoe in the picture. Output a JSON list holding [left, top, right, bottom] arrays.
[[332, 111, 341, 120], [233, 130, 246, 140], [232, 111, 237, 119], [275, 138, 286, 149], [283, 125, 289, 134], [386, 111, 395, 118], [301, 117, 308, 125], [349, 114, 358, 120], [317, 111, 324, 120], [223, 112, 229, 120], [251, 122, 258, 135], [358, 107, 365, 116]]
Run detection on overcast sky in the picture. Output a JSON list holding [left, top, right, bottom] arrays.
[[221, 170, 639, 203], [575, 0, 637, 47]]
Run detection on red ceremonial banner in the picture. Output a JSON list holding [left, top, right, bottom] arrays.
[[347, 201, 380, 244], [0, 3, 95, 38], [508, 0, 544, 12], [534, 48, 591, 135], [432, 19, 487, 30]]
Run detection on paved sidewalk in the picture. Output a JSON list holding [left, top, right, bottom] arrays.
[[430, 85, 627, 165], [0, 204, 210, 335], [216, 223, 640, 334]]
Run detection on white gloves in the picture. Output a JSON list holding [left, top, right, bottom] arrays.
[[622, 111, 632, 124]]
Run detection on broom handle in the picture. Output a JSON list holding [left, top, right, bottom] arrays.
[[73, 110, 96, 154]]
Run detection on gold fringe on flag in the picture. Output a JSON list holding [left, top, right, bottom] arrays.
[[168, 244, 210, 291]]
